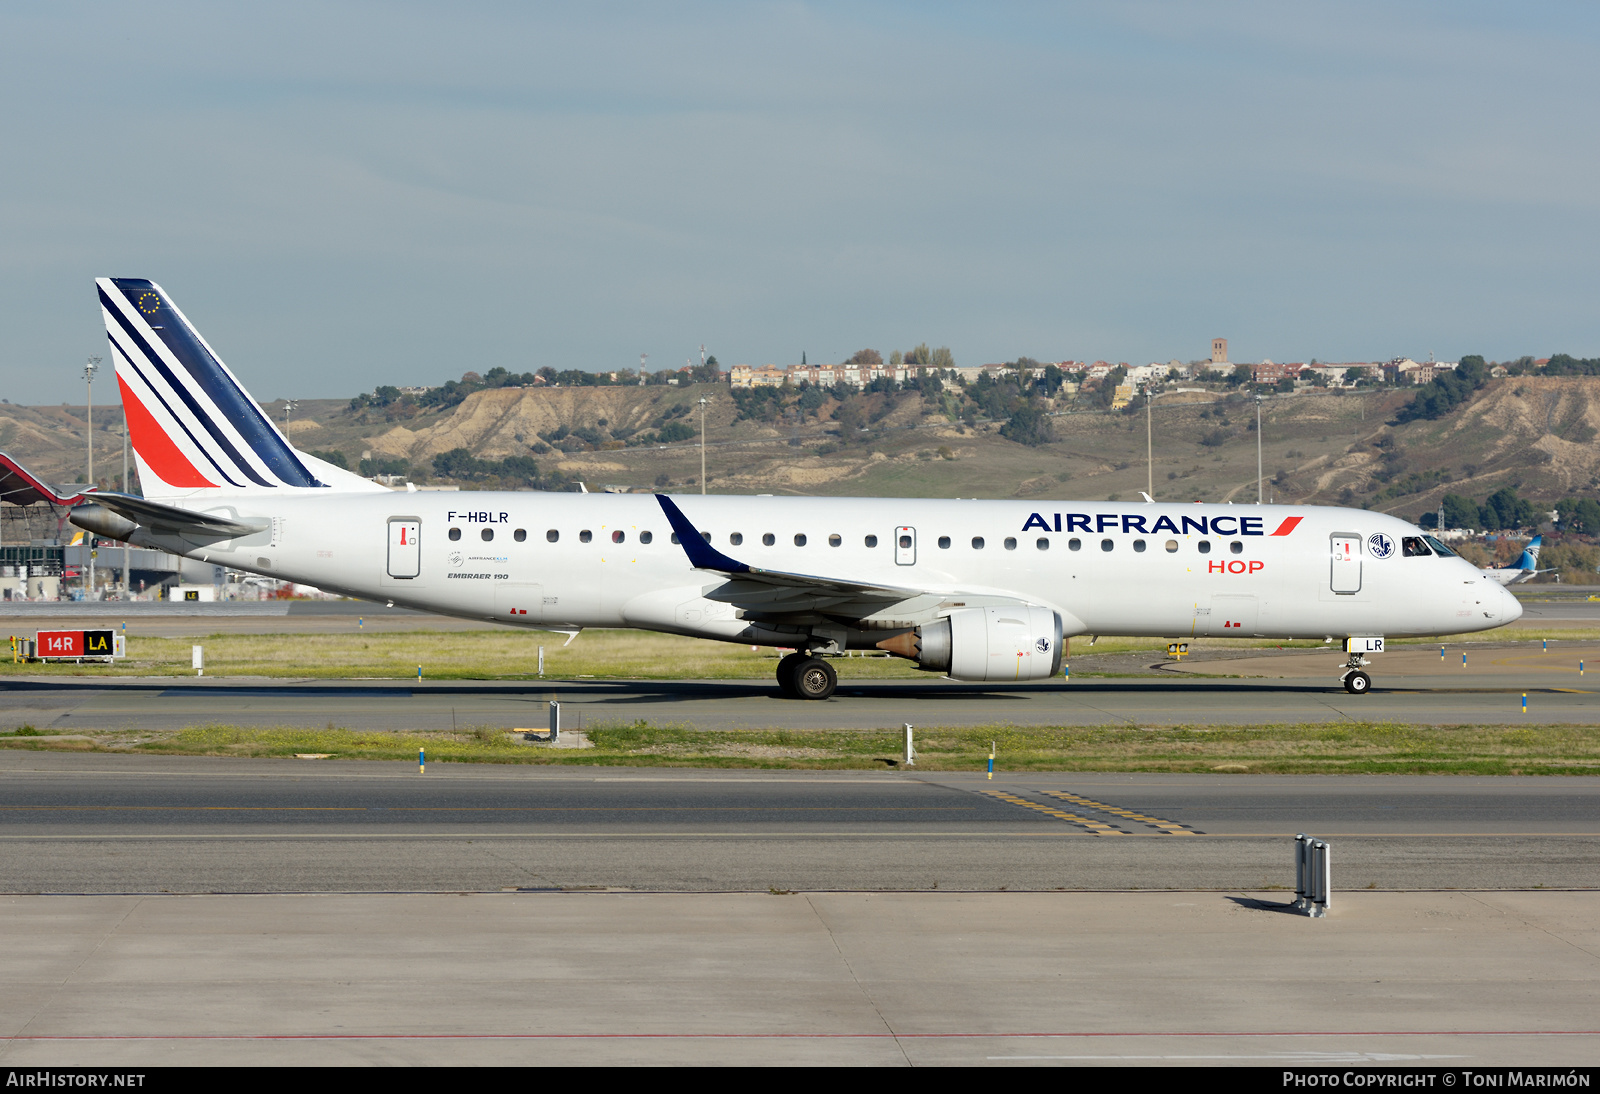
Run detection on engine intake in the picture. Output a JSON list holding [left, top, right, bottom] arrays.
[[877, 606, 1063, 681]]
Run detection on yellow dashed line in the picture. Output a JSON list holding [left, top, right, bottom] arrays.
[[981, 791, 1130, 836], [1038, 790, 1202, 835]]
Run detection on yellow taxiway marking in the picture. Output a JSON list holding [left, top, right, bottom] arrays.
[[1038, 790, 1202, 835], [981, 790, 1130, 835]]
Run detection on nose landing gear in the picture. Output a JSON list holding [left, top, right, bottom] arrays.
[[1340, 651, 1373, 694], [776, 652, 838, 700]]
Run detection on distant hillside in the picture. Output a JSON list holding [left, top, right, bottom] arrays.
[[6, 377, 1600, 530]]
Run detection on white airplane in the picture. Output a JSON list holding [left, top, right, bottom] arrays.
[[1482, 536, 1551, 587], [11, 277, 1522, 698]]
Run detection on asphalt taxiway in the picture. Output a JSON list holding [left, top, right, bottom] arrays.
[[4, 661, 1598, 734], [3, 753, 1596, 892]]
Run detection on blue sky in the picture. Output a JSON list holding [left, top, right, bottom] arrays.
[[3, 2, 1598, 404]]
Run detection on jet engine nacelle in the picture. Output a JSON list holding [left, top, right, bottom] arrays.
[[879, 606, 1063, 681]]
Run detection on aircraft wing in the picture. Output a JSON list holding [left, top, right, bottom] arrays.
[[653, 492, 1018, 624], [0, 451, 87, 507], [655, 493, 923, 606]]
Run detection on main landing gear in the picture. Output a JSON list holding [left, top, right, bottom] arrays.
[[1340, 653, 1373, 695], [776, 652, 838, 701]]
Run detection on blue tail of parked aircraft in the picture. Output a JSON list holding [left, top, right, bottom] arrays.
[[1512, 535, 1542, 573]]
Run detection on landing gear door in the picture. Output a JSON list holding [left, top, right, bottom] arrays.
[[388, 518, 421, 579], [1330, 533, 1361, 595], [895, 526, 916, 566]]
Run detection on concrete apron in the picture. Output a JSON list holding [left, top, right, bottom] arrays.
[[2, 890, 1596, 1066]]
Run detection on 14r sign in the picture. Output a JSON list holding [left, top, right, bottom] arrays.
[[36, 630, 125, 660]]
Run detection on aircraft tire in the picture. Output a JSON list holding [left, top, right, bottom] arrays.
[[1344, 670, 1372, 695], [792, 657, 837, 701], [775, 652, 807, 696]]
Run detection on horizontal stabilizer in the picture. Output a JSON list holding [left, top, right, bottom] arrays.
[[72, 491, 267, 539]]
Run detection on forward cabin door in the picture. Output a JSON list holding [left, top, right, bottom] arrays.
[[1330, 533, 1362, 595], [895, 526, 917, 566], [387, 518, 421, 579]]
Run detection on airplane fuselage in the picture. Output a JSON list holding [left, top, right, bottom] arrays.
[[148, 493, 1518, 644]]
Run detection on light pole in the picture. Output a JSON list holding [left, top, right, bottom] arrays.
[[282, 399, 297, 434], [1255, 393, 1264, 504], [121, 420, 131, 597], [83, 356, 100, 599], [698, 396, 710, 495], [83, 356, 100, 486], [1145, 386, 1176, 498]]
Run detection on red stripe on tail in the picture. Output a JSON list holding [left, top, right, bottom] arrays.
[[118, 375, 217, 488]]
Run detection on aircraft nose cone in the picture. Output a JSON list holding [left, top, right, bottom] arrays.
[[1501, 585, 1523, 623]]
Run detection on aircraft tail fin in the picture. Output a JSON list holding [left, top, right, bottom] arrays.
[[96, 277, 384, 501], [1514, 535, 1543, 571]]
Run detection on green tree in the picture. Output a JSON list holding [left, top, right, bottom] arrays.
[[1558, 497, 1600, 534], [999, 403, 1053, 446]]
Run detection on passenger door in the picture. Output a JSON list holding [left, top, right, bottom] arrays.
[[1330, 533, 1362, 595], [387, 518, 421, 579]]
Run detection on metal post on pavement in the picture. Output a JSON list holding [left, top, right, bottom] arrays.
[[903, 723, 914, 766], [549, 700, 560, 743]]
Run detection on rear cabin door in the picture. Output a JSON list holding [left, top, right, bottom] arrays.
[[895, 526, 917, 566], [1330, 533, 1362, 595], [387, 518, 421, 579]]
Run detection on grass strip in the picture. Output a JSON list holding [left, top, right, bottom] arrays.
[[3, 720, 1599, 775]]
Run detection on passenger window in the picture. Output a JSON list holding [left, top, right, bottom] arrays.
[[1230, 541, 1243, 554], [1101, 539, 1113, 552], [514, 529, 527, 542], [670, 533, 679, 544], [640, 531, 653, 544], [1133, 539, 1146, 553], [794, 534, 807, 546], [546, 530, 559, 543], [701, 532, 711, 542], [481, 528, 494, 542], [1197, 541, 1212, 555], [972, 537, 985, 549], [762, 533, 775, 546], [938, 536, 951, 549], [1165, 539, 1178, 552], [1004, 538, 1017, 550], [579, 530, 593, 543], [1402, 536, 1431, 557], [730, 533, 743, 546], [829, 534, 841, 547], [448, 528, 461, 541], [865, 535, 878, 548], [1036, 538, 1049, 550], [611, 530, 625, 544]]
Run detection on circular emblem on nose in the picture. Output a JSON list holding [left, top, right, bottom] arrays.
[[448, 551, 463, 568], [1367, 532, 1395, 559]]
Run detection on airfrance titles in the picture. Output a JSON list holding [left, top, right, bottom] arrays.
[[1020, 511, 1303, 537]]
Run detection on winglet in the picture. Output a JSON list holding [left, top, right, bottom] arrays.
[[654, 494, 750, 574]]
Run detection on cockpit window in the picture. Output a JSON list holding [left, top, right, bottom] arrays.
[[1402, 536, 1432, 557], [1422, 535, 1457, 557]]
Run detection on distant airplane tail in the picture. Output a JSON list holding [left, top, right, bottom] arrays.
[[96, 277, 382, 501], [1513, 535, 1543, 572]]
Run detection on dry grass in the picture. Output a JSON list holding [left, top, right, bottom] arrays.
[[4, 719, 1599, 775]]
